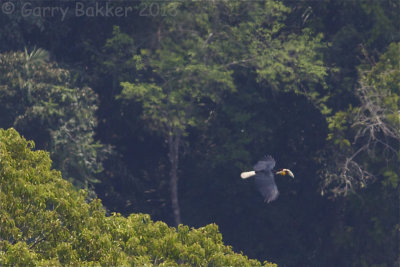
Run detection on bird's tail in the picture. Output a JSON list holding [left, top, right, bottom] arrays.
[[240, 171, 256, 179]]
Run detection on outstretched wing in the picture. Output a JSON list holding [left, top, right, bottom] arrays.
[[253, 155, 275, 172], [253, 156, 278, 203], [255, 171, 279, 203]]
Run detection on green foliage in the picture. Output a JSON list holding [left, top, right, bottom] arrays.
[[322, 42, 400, 196], [382, 170, 398, 189], [326, 107, 355, 150], [118, 0, 328, 136], [252, 27, 327, 92], [117, 4, 237, 134], [98, 25, 139, 91], [1, 0, 399, 265], [0, 128, 275, 266], [0, 49, 110, 189], [318, 43, 399, 266], [115, 0, 330, 226]]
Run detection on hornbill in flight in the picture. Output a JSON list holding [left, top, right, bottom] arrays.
[[241, 155, 294, 203]]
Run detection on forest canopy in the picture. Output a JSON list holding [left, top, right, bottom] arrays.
[[0, 0, 399, 265], [0, 128, 275, 266]]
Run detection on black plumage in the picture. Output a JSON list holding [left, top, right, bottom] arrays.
[[253, 155, 279, 203]]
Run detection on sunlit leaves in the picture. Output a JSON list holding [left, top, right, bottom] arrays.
[[0, 129, 274, 266]]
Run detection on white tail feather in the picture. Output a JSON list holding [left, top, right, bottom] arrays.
[[240, 171, 256, 179]]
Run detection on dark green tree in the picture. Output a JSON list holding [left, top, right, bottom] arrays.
[[322, 42, 399, 196], [319, 43, 399, 266], [0, 48, 110, 190], [118, 0, 327, 228]]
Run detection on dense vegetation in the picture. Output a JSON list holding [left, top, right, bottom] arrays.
[[0, 128, 275, 266], [0, 0, 398, 265]]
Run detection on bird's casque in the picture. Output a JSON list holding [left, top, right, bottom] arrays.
[[240, 155, 294, 203]]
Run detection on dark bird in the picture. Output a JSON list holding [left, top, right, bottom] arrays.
[[240, 155, 294, 203]]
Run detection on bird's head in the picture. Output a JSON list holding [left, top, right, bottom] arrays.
[[275, 169, 294, 178]]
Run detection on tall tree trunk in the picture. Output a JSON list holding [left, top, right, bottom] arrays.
[[168, 133, 181, 227]]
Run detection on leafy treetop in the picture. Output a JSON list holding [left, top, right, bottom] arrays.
[[0, 128, 275, 266]]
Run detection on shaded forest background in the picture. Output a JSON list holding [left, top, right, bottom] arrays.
[[0, 0, 399, 266]]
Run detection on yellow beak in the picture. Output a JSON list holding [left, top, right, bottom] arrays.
[[286, 169, 295, 178], [276, 169, 294, 178]]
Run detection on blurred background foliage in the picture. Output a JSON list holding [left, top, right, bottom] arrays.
[[0, 0, 399, 265]]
